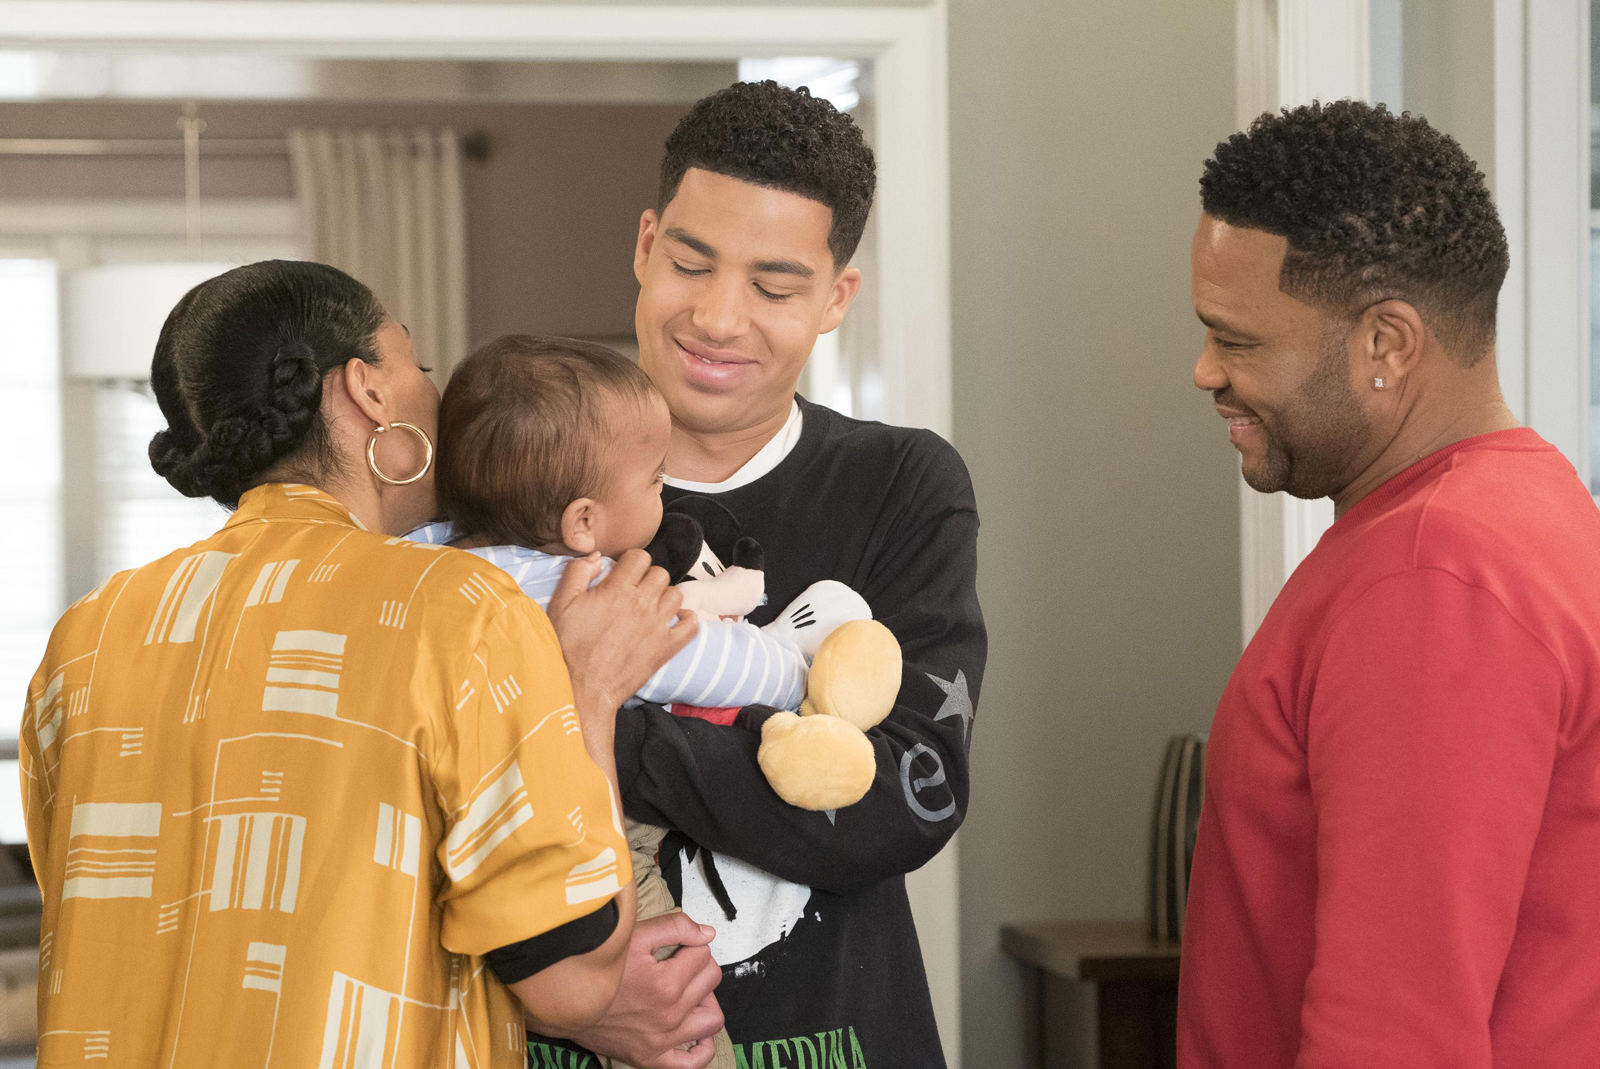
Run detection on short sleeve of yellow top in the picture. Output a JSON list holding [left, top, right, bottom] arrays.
[[19, 483, 629, 1069]]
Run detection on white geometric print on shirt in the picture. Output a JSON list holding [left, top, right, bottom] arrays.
[[228, 559, 302, 668], [262, 630, 347, 717], [183, 689, 210, 725], [384, 535, 448, 551], [118, 728, 144, 758], [565, 847, 622, 905], [244, 559, 299, 608], [241, 942, 286, 993], [317, 972, 404, 1069], [62, 801, 161, 900], [207, 812, 305, 913], [457, 572, 502, 608], [36, 1030, 111, 1062], [489, 674, 522, 714], [33, 669, 65, 751], [145, 551, 237, 645], [373, 802, 422, 877], [445, 764, 533, 880], [377, 600, 407, 629]]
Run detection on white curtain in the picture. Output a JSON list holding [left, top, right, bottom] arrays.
[[287, 128, 469, 383]]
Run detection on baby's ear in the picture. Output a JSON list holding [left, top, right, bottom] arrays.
[[561, 498, 598, 556], [645, 513, 705, 583], [731, 536, 764, 573]]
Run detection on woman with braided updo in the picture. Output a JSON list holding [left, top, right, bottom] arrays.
[[21, 260, 696, 1068]]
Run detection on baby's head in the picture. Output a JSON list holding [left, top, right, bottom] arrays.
[[436, 334, 670, 558]]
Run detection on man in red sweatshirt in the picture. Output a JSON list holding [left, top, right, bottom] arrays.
[[1178, 100, 1600, 1069]]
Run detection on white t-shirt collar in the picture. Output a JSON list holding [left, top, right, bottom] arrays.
[[664, 400, 803, 494]]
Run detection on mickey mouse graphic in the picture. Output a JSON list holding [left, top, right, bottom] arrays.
[[641, 496, 902, 969]]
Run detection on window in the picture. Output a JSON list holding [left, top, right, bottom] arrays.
[[0, 198, 298, 744], [0, 260, 62, 738], [93, 383, 227, 576]]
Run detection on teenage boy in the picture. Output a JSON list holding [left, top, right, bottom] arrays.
[[529, 81, 986, 1069]]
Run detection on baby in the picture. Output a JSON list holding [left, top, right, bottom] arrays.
[[413, 335, 868, 1069]]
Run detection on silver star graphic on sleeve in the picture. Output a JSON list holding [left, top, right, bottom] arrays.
[[928, 670, 974, 743]]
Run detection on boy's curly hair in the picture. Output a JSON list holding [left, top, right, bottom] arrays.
[[1200, 99, 1508, 364], [660, 79, 876, 265]]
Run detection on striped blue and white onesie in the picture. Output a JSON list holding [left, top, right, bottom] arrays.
[[409, 522, 807, 711]]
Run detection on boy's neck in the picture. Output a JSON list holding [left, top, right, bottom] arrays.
[[666, 401, 793, 484]]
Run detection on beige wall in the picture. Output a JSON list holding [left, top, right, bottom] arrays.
[[0, 98, 699, 347], [947, 0, 1241, 1064], [1401, 0, 1499, 190]]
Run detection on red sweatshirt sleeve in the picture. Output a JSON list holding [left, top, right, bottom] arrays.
[[1298, 568, 1564, 1069]]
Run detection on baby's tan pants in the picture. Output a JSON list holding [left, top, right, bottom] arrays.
[[598, 820, 735, 1069]]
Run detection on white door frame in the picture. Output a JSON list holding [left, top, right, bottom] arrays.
[[1232, 0, 1592, 642], [1497, 0, 1591, 480], [1233, 0, 1367, 642], [0, 0, 953, 440], [0, 2, 962, 1060]]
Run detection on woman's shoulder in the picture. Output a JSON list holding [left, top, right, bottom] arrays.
[[342, 527, 533, 615]]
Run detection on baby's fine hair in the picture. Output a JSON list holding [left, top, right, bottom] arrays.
[[436, 334, 658, 548]]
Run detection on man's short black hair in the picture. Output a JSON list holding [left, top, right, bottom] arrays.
[[1200, 99, 1509, 364], [659, 79, 876, 265]]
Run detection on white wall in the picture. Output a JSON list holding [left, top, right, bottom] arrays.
[[947, 0, 1241, 1064]]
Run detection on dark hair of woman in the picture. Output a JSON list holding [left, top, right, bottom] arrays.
[[148, 259, 387, 509]]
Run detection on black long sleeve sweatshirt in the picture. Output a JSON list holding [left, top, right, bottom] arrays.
[[529, 397, 986, 1069]]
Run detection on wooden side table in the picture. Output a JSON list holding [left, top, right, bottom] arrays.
[[1001, 920, 1181, 1069]]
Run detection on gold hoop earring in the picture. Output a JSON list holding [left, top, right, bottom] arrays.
[[367, 421, 434, 486]]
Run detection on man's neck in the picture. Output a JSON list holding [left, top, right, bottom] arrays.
[[666, 402, 793, 484], [1331, 382, 1519, 518]]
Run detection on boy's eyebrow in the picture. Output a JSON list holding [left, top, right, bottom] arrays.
[[666, 227, 715, 259], [752, 257, 814, 280], [666, 226, 814, 280]]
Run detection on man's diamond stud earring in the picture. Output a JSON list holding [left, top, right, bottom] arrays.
[[1374, 377, 1386, 389]]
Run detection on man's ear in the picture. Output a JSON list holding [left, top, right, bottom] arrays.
[[561, 498, 599, 556], [1361, 299, 1426, 390], [818, 265, 863, 336], [339, 357, 390, 427], [634, 209, 660, 286]]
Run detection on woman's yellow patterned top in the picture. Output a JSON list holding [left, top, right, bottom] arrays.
[[20, 483, 629, 1068]]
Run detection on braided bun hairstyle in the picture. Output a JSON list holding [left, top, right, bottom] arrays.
[[147, 261, 386, 509]]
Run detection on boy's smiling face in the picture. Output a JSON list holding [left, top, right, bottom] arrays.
[[632, 168, 861, 436]]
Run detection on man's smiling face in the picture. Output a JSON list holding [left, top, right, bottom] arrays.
[[633, 167, 860, 435], [1190, 213, 1372, 500]]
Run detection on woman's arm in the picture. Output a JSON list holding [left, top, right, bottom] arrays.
[[511, 883, 638, 1031], [431, 553, 691, 1020]]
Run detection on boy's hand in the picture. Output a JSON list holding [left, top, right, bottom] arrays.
[[537, 912, 725, 1069], [548, 550, 698, 749]]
